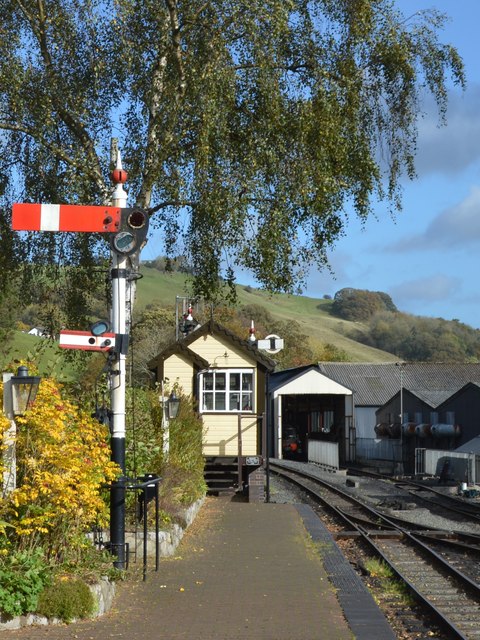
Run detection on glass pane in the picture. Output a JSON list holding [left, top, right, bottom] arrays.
[[311, 411, 321, 433], [242, 393, 252, 411], [203, 392, 213, 411], [216, 373, 226, 390], [203, 373, 214, 391], [323, 411, 334, 433], [229, 393, 240, 411], [242, 373, 253, 390], [230, 373, 240, 390], [215, 392, 226, 410]]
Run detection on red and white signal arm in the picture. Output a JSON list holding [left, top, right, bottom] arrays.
[[59, 330, 116, 352], [12, 203, 121, 233]]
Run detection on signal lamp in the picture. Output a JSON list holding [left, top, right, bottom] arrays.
[[110, 207, 149, 256], [90, 320, 111, 336]]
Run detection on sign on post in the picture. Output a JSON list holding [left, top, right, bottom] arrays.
[[12, 203, 121, 233], [59, 330, 116, 352], [257, 334, 284, 354]]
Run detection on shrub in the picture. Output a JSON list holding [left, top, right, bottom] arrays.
[[8, 376, 120, 561], [146, 392, 206, 524], [0, 548, 50, 617], [36, 575, 94, 622]]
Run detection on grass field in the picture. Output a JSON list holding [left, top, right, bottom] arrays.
[[135, 266, 396, 363], [1, 266, 396, 375], [0, 331, 76, 379]]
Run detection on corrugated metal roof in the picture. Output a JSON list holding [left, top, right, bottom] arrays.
[[317, 362, 480, 407], [317, 363, 399, 405], [455, 436, 480, 454]]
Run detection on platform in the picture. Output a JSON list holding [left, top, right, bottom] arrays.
[[8, 495, 395, 640]]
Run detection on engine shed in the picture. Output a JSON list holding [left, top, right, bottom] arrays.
[[268, 365, 354, 466]]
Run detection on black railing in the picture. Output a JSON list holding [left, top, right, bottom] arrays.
[[128, 474, 161, 581], [95, 474, 162, 582]]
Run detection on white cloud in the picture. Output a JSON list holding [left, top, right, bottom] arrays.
[[390, 185, 480, 251], [389, 274, 461, 305], [415, 85, 480, 176]]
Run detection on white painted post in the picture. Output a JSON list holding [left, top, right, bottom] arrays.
[[110, 150, 128, 569], [161, 380, 170, 458]]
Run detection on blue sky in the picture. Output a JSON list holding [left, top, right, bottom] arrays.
[[144, 1, 480, 329]]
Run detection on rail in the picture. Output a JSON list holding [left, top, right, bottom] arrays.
[[127, 475, 162, 582], [270, 460, 480, 639]]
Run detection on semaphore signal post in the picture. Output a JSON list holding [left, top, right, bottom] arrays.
[[11, 152, 148, 569]]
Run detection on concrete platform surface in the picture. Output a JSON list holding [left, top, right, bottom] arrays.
[[8, 495, 394, 639]]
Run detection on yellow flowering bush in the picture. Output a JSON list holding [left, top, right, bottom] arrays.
[[0, 395, 13, 540], [2, 377, 120, 561]]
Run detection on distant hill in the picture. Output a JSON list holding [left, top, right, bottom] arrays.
[[10, 264, 393, 378], [135, 266, 398, 364], [6, 264, 476, 377]]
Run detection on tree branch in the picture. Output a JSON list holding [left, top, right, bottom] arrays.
[[146, 199, 197, 215], [137, 1, 188, 208], [13, 0, 107, 196], [0, 121, 104, 190]]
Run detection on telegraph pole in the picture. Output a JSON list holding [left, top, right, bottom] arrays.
[[110, 152, 128, 569]]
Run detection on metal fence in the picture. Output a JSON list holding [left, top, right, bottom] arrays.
[[93, 474, 162, 581], [415, 449, 479, 485], [355, 437, 401, 463], [307, 440, 339, 469]]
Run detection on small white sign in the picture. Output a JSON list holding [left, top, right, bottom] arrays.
[[257, 334, 284, 354]]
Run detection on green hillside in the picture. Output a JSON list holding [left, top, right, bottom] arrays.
[[0, 331, 77, 380], [135, 266, 397, 363], [1, 265, 396, 376]]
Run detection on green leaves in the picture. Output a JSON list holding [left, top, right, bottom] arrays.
[[0, 548, 50, 617], [0, 0, 466, 305]]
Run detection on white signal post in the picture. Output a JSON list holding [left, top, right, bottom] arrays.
[[11, 151, 144, 571], [110, 151, 128, 569]]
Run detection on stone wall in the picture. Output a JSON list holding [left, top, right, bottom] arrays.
[[0, 578, 116, 631], [126, 496, 205, 557]]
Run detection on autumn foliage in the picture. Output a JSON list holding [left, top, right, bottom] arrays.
[[0, 376, 120, 561]]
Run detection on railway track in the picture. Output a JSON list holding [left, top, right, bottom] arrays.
[[270, 460, 480, 640], [348, 466, 480, 523]]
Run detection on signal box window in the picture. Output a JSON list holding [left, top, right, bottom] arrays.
[[200, 370, 254, 413]]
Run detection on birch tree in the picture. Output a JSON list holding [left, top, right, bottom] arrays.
[[0, 0, 465, 327]]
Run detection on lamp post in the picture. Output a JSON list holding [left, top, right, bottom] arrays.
[[161, 384, 180, 457], [2, 366, 41, 494]]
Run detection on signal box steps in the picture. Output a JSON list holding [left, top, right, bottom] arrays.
[[204, 456, 239, 494]]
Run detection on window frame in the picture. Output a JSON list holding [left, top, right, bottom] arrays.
[[199, 368, 255, 414]]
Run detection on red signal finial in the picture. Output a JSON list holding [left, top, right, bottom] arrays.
[[111, 150, 128, 185]]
